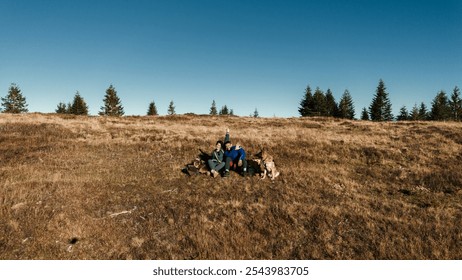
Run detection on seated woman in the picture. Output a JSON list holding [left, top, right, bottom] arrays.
[[208, 140, 225, 178]]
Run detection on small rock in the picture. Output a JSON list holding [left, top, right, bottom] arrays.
[[11, 202, 26, 210]]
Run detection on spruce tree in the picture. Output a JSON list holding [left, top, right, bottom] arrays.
[[418, 102, 429, 120], [66, 103, 72, 114], [338, 89, 355, 119], [70, 91, 89, 115], [397, 106, 409, 121], [410, 104, 420, 121], [325, 89, 338, 117], [147, 101, 158, 116], [99, 85, 124, 116], [312, 87, 327, 116], [298, 85, 313, 117], [210, 100, 218, 115], [167, 100, 176, 115], [229, 109, 234, 116], [253, 108, 259, 118], [56, 102, 68, 114], [369, 79, 393, 121], [1, 83, 28, 113], [430, 90, 451, 121], [219, 105, 229, 115], [449, 86, 461, 121], [361, 107, 369, 121]]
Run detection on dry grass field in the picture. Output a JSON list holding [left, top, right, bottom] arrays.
[[0, 113, 461, 260]]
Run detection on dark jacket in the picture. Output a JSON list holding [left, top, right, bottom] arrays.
[[211, 149, 224, 163]]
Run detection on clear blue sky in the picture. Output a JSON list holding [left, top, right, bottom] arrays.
[[1, 0, 461, 117]]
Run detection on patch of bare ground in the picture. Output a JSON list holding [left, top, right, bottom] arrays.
[[0, 114, 461, 259]]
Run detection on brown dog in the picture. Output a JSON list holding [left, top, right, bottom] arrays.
[[185, 149, 215, 176], [185, 157, 210, 176], [253, 149, 280, 180]]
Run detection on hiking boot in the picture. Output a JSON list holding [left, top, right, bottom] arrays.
[[224, 171, 230, 177], [211, 169, 219, 178]]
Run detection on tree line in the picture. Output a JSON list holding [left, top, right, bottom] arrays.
[[395, 87, 461, 121], [1, 84, 163, 116], [298, 86, 355, 119], [298, 79, 462, 122], [0, 83, 249, 117], [2, 81, 461, 121]]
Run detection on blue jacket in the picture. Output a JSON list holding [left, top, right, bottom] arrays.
[[224, 132, 246, 161], [224, 147, 246, 161]]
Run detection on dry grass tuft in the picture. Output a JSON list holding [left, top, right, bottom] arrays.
[[0, 113, 461, 259]]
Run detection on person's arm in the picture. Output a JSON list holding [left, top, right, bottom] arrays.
[[217, 150, 224, 163], [224, 128, 230, 143], [211, 150, 217, 160], [238, 148, 246, 160]]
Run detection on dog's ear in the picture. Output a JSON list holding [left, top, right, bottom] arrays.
[[261, 149, 269, 161], [254, 150, 262, 158]]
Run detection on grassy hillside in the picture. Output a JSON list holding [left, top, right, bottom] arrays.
[[1, 113, 461, 259]]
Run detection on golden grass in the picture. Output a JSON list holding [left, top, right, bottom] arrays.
[[0, 113, 461, 259]]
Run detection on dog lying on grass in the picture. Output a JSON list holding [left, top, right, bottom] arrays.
[[184, 150, 211, 176]]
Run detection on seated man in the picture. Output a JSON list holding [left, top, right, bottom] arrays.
[[223, 128, 248, 177]]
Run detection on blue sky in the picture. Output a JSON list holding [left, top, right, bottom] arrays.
[[1, 0, 461, 117]]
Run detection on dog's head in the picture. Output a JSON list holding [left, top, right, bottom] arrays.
[[193, 157, 202, 168], [260, 149, 273, 162]]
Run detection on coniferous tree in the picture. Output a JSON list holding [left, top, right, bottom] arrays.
[[210, 100, 218, 115], [66, 103, 72, 114], [430, 90, 451, 121], [312, 87, 327, 116], [99, 85, 124, 116], [418, 102, 429, 120], [167, 100, 176, 115], [70, 91, 89, 115], [369, 79, 393, 121], [397, 106, 409, 121], [449, 86, 461, 121], [56, 102, 67, 114], [229, 109, 234, 116], [361, 107, 369, 121], [338, 89, 355, 119], [219, 105, 229, 115], [325, 89, 338, 117], [410, 104, 420, 121], [147, 101, 158, 116], [298, 85, 313, 117], [253, 108, 259, 118], [1, 83, 28, 113]]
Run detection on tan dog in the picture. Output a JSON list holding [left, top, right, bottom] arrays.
[[253, 149, 280, 180], [185, 157, 210, 176]]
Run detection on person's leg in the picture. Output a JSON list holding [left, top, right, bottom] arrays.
[[224, 157, 232, 177], [225, 157, 232, 171], [208, 159, 217, 170], [215, 162, 225, 172]]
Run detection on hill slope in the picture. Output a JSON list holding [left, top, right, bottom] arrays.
[[1, 113, 461, 259]]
